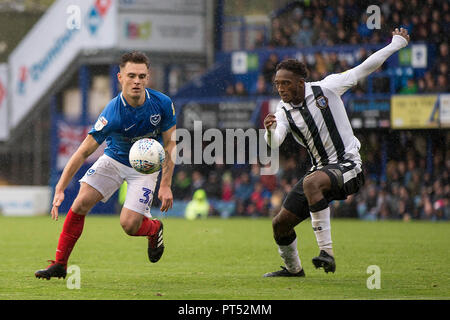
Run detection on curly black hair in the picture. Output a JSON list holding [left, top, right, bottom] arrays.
[[275, 59, 309, 79]]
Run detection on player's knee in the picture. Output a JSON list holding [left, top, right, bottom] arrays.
[[303, 175, 327, 198], [272, 214, 282, 234], [120, 214, 141, 235], [71, 198, 94, 215], [303, 175, 318, 192], [272, 210, 292, 237]]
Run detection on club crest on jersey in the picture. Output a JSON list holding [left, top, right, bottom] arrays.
[[315, 95, 329, 109], [94, 116, 108, 131], [150, 114, 161, 126]]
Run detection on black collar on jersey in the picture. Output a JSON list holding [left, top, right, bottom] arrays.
[[288, 100, 307, 109]]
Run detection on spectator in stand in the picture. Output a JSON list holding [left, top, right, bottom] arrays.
[[221, 171, 234, 202], [268, 29, 286, 48], [418, 186, 434, 220], [225, 83, 235, 96], [431, 180, 447, 220], [376, 187, 391, 220], [172, 170, 192, 201], [387, 183, 401, 219], [433, 62, 448, 82], [259, 164, 278, 193], [357, 13, 373, 40], [398, 185, 414, 221], [435, 74, 449, 92], [191, 170, 205, 192], [417, 78, 427, 93], [234, 81, 248, 96], [407, 170, 422, 201], [249, 182, 266, 217], [204, 172, 222, 200], [332, 194, 357, 218], [185, 189, 210, 220], [262, 53, 279, 87], [292, 20, 313, 48], [313, 52, 328, 78], [399, 78, 418, 94], [270, 189, 285, 217], [234, 172, 254, 205], [435, 42, 448, 69], [359, 184, 379, 220], [251, 74, 271, 96], [253, 30, 266, 49]]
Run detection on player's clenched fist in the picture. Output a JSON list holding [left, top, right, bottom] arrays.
[[392, 27, 410, 42], [264, 114, 277, 130]]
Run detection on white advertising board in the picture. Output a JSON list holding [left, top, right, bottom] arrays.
[[0, 186, 52, 216], [8, 0, 117, 131], [118, 13, 205, 53], [0, 64, 8, 141], [439, 93, 450, 128], [118, 0, 205, 14]]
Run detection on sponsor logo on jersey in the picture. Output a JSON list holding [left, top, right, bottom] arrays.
[[150, 114, 161, 126], [94, 116, 108, 131]]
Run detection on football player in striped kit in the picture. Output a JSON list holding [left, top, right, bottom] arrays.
[[263, 28, 409, 277]]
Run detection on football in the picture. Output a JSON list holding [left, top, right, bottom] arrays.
[[129, 138, 165, 174]]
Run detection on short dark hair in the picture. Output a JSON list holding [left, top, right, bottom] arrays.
[[119, 51, 150, 69], [275, 59, 309, 79]]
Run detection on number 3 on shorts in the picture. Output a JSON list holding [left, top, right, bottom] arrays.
[[139, 187, 153, 204]]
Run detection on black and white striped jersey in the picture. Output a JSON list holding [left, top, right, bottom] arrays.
[[264, 34, 409, 171], [266, 71, 362, 170]]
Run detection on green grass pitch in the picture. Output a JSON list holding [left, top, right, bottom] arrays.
[[0, 215, 449, 300]]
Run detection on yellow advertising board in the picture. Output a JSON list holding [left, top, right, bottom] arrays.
[[391, 95, 439, 129]]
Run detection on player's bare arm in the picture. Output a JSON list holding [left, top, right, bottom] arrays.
[[51, 135, 100, 220], [158, 125, 176, 212]]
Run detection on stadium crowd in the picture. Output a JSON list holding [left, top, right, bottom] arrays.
[[225, 0, 449, 96], [169, 130, 449, 221], [205, 1, 450, 222]]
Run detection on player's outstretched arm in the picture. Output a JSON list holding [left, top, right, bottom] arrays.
[[350, 27, 410, 82], [158, 125, 176, 212], [51, 135, 100, 220]]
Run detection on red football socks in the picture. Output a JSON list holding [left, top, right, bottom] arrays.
[[132, 217, 161, 236], [55, 208, 85, 266]]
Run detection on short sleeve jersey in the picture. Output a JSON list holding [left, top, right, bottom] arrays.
[[89, 88, 176, 167]]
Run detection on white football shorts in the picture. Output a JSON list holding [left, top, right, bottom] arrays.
[[79, 154, 159, 218]]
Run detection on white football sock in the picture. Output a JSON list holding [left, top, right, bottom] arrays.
[[278, 237, 302, 273], [310, 207, 333, 256]]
